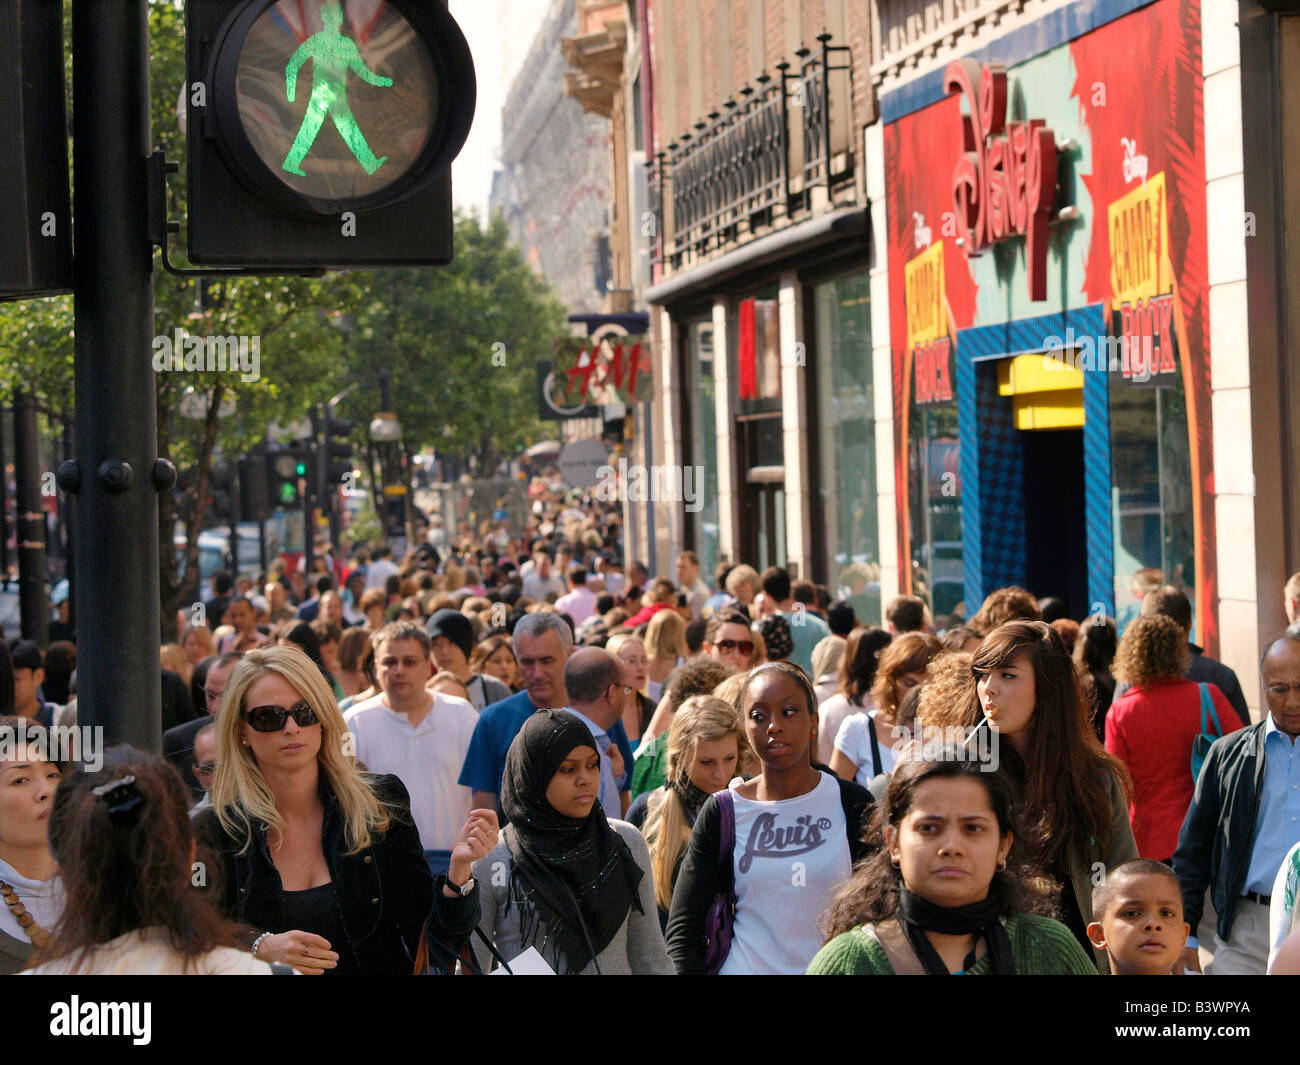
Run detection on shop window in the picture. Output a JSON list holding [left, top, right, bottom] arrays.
[[1109, 372, 1195, 638], [684, 320, 720, 579], [737, 295, 782, 408], [813, 273, 879, 623], [908, 401, 963, 628]]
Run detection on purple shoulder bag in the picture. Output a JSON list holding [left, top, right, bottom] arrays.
[[703, 789, 736, 975]]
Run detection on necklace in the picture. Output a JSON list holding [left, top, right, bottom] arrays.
[[0, 879, 51, 949]]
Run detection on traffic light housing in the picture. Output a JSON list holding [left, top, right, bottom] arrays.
[[0, 0, 73, 300], [266, 447, 309, 510], [312, 408, 355, 515], [238, 455, 269, 522], [209, 460, 235, 525], [184, 0, 476, 268]]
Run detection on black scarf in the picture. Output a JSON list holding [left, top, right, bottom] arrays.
[[667, 776, 712, 823], [896, 884, 1016, 975], [500, 709, 645, 974]]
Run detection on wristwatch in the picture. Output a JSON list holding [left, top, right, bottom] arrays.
[[447, 875, 476, 897]]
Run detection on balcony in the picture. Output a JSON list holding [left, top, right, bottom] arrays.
[[650, 34, 854, 272]]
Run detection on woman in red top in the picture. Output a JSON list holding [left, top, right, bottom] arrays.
[[1105, 614, 1244, 861]]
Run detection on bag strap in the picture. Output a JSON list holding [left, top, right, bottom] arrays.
[[1199, 683, 1222, 739], [414, 919, 516, 975], [716, 789, 735, 891], [868, 918, 926, 975], [867, 714, 883, 778]]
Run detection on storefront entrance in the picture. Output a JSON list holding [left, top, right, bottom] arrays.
[[1022, 427, 1087, 617]]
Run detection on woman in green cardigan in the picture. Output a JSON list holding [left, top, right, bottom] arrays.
[[921, 620, 1138, 972], [808, 751, 1095, 975]]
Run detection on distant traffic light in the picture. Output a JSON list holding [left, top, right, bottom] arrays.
[[312, 408, 355, 514], [266, 448, 309, 510], [210, 460, 235, 524], [184, 0, 476, 268], [239, 455, 269, 523]]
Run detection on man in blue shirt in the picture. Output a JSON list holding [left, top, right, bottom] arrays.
[[1174, 625, 1300, 974], [560, 647, 633, 818], [760, 566, 829, 678], [458, 613, 633, 818]]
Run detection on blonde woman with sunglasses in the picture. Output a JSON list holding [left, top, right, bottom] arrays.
[[194, 645, 498, 975]]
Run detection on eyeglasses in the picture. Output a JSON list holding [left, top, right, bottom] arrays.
[[1266, 683, 1300, 697], [193, 761, 216, 776], [203, 687, 225, 703], [716, 639, 755, 656], [608, 683, 636, 698], [242, 700, 320, 733]]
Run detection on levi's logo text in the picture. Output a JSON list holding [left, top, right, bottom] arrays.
[[738, 814, 833, 873]]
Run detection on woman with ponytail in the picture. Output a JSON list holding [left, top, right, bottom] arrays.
[[26, 753, 281, 974], [809, 751, 1095, 974], [627, 696, 747, 929]]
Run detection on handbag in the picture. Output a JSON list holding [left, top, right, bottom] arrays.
[[1190, 683, 1222, 784], [703, 789, 737, 975], [413, 921, 516, 976]]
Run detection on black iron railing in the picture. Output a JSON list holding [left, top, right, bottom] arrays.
[[648, 33, 853, 269]]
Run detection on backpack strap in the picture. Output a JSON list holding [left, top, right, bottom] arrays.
[[1199, 683, 1222, 739], [867, 918, 926, 975], [866, 714, 883, 778]]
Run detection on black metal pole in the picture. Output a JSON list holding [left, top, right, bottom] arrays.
[[71, 0, 161, 748], [0, 401, 9, 590], [13, 391, 49, 645], [61, 419, 75, 636]]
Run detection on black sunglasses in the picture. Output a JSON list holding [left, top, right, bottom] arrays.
[[242, 700, 320, 733]]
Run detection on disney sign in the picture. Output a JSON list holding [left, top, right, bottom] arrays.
[[945, 59, 1058, 301]]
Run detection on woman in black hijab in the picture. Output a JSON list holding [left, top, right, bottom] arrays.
[[469, 709, 672, 974]]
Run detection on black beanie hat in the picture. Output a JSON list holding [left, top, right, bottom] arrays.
[[427, 608, 474, 661]]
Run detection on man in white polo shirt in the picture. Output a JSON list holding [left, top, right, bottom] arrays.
[[344, 621, 477, 876]]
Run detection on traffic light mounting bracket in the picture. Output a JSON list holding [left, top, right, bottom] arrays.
[[146, 151, 327, 279]]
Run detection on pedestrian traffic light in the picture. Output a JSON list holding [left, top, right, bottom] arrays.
[[185, 0, 476, 268], [0, 0, 73, 300], [266, 448, 309, 510]]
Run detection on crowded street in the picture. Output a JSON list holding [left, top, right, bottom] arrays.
[[0, 0, 1295, 1044]]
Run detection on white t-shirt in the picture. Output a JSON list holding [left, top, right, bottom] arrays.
[[0, 856, 63, 945], [522, 572, 565, 601], [833, 710, 897, 785], [719, 771, 851, 975], [344, 692, 477, 850], [364, 558, 400, 592], [1269, 841, 1300, 972], [26, 927, 283, 975], [817, 692, 873, 767]]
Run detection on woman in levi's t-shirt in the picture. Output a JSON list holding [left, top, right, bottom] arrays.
[[665, 662, 873, 975]]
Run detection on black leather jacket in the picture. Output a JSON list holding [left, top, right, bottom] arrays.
[[195, 773, 477, 974]]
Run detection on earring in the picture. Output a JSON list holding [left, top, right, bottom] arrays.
[[997, 859, 1007, 871], [890, 855, 900, 867]]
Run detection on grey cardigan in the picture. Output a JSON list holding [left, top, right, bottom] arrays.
[[470, 819, 674, 975]]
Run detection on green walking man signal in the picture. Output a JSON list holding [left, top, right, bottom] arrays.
[[282, 0, 392, 177]]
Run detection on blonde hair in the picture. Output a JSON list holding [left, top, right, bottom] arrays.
[[643, 696, 746, 911], [212, 645, 392, 856], [160, 642, 190, 681], [725, 564, 760, 599], [645, 609, 688, 660], [427, 670, 471, 700], [711, 671, 748, 709], [605, 633, 645, 659]]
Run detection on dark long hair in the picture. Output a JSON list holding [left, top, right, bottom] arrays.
[[966, 621, 1131, 870], [838, 626, 892, 705], [820, 752, 1055, 941], [35, 753, 245, 972]]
